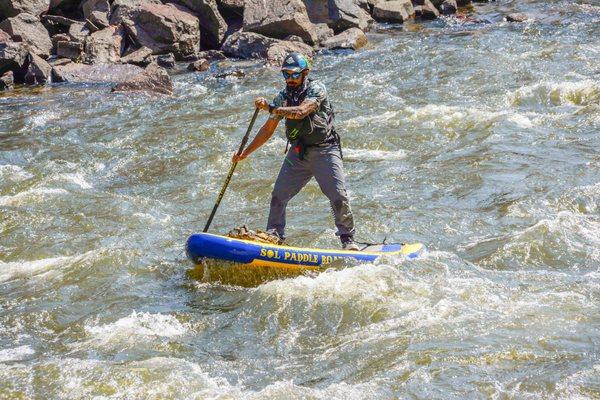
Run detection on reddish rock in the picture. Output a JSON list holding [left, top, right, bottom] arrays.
[[243, 0, 317, 45], [267, 39, 314, 66], [373, 0, 415, 23], [0, 71, 14, 90], [24, 52, 51, 84], [119, 45, 152, 65], [414, 0, 440, 19], [0, 40, 28, 80], [0, 13, 53, 58], [314, 23, 334, 45], [304, 0, 373, 33], [187, 58, 208, 71], [52, 62, 143, 83], [196, 49, 225, 61], [221, 31, 278, 59], [56, 40, 83, 60], [440, 0, 457, 15], [68, 22, 90, 43], [84, 25, 123, 63], [174, 0, 228, 49], [215, 69, 244, 79], [0, 0, 50, 18], [320, 27, 367, 50], [112, 62, 173, 95], [147, 52, 175, 68], [506, 13, 528, 22]]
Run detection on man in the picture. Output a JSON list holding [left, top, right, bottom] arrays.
[[232, 52, 359, 251]]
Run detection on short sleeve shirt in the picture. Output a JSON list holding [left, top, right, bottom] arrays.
[[269, 80, 330, 121]]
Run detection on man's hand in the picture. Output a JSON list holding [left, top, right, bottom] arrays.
[[255, 97, 269, 111], [232, 151, 248, 163]]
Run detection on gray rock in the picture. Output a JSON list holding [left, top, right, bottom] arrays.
[[506, 13, 528, 22], [196, 49, 225, 61], [118, 2, 200, 60], [52, 62, 143, 83], [220, 0, 244, 10], [24, 51, 51, 84], [0, 0, 50, 18], [243, 0, 317, 45], [215, 69, 244, 79], [47, 57, 71, 66], [187, 58, 208, 71], [266, 39, 314, 66], [372, 0, 415, 23], [82, 0, 109, 18], [314, 23, 334, 45], [112, 62, 173, 95], [109, 0, 162, 23], [173, 0, 228, 49], [68, 22, 90, 43], [221, 30, 278, 59], [0, 38, 28, 78], [0, 13, 53, 58], [41, 15, 79, 35], [87, 10, 110, 30], [0, 71, 14, 90], [320, 27, 367, 50], [304, 0, 373, 33], [84, 25, 123, 64]]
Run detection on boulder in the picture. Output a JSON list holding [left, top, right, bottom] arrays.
[[0, 0, 50, 18], [187, 58, 208, 71], [0, 30, 10, 42], [243, 0, 317, 45], [0, 13, 53, 58], [414, 0, 439, 19], [266, 39, 314, 66], [109, 0, 162, 23], [147, 52, 175, 68], [304, 0, 373, 33], [56, 40, 82, 60], [506, 13, 528, 22], [440, 0, 457, 15], [24, 51, 51, 84], [0, 71, 14, 90], [112, 62, 173, 95], [68, 22, 90, 43], [41, 15, 79, 36], [172, 0, 228, 49], [0, 40, 29, 81], [314, 22, 334, 44], [221, 30, 278, 59], [47, 56, 71, 66], [118, 2, 200, 60], [456, 0, 471, 5], [82, 0, 109, 18], [196, 49, 225, 61], [119, 45, 152, 65], [84, 25, 123, 63], [215, 69, 244, 79], [52, 62, 143, 82], [372, 0, 415, 23], [320, 27, 367, 50], [220, 0, 244, 10], [87, 11, 110, 30]]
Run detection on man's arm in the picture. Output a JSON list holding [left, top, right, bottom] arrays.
[[232, 118, 279, 162], [271, 100, 318, 120]]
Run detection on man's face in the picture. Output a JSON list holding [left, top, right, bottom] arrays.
[[283, 69, 306, 88]]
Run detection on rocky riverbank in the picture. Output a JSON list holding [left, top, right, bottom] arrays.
[[0, 0, 524, 95]]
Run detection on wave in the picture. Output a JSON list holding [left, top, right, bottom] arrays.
[[0, 254, 82, 283], [507, 80, 600, 107], [0, 345, 35, 363], [0, 165, 33, 184], [343, 148, 407, 161], [0, 187, 68, 207]]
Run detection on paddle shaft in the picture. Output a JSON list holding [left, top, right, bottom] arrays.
[[203, 108, 260, 232]]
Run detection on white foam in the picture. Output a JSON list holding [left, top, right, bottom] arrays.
[[85, 311, 188, 342], [0, 345, 35, 363], [56, 173, 93, 189], [28, 110, 60, 128], [0, 187, 68, 207], [506, 80, 600, 107], [0, 165, 33, 183], [343, 148, 407, 161], [0, 255, 75, 283]]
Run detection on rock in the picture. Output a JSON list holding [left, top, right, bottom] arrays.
[[0, 13, 53, 58], [456, 0, 471, 5], [119, 45, 152, 65], [221, 30, 278, 59], [440, 0, 457, 15], [266, 39, 314, 66], [82, 0, 109, 18], [187, 58, 208, 71], [0, 0, 50, 18], [196, 49, 225, 61], [173, 0, 228, 49], [0, 40, 29, 81], [314, 22, 334, 45], [24, 51, 51, 84], [118, 2, 200, 60], [56, 40, 82, 60], [220, 0, 244, 10], [372, 0, 415, 23], [68, 22, 90, 43], [0, 71, 14, 90], [243, 0, 317, 45], [112, 62, 173, 95], [506, 13, 528, 22], [320, 27, 367, 50], [41, 15, 79, 36], [414, 0, 439, 19], [52, 62, 143, 82], [109, 0, 162, 23], [215, 69, 244, 79], [147, 52, 175, 68], [304, 0, 373, 33], [87, 11, 110, 30], [47, 57, 71, 66], [84, 25, 123, 64]]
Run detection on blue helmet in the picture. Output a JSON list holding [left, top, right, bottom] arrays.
[[281, 52, 310, 72]]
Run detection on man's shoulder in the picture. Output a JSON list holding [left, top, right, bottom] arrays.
[[307, 79, 327, 97]]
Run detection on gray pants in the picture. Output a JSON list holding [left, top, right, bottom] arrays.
[[267, 144, 355, 239]]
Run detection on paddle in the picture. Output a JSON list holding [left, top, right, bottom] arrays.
[[203, 107, 260, 232]]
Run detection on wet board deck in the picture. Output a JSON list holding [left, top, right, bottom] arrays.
[[186, 232, 425, 270]]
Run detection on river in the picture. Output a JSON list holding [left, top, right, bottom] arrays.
[[1, 0, 599, 398]]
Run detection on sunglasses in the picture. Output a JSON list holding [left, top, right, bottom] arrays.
[[282, 70, 302, 79]]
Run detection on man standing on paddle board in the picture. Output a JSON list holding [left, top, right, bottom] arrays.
[[232, 52, 359, 251]]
